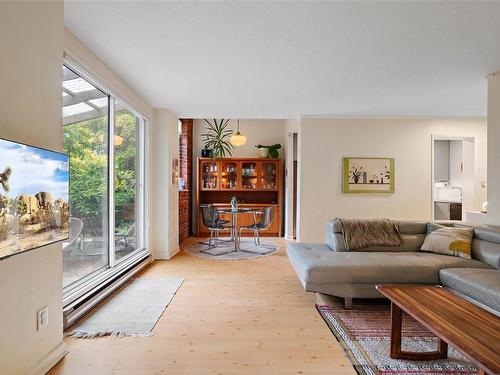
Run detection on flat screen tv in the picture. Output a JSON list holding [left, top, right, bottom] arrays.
[[0, 137, 69, 260]]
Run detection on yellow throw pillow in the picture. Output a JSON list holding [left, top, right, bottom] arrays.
[[420, 223, 473, 259]]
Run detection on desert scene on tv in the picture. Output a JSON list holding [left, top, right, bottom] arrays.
[[0, 138, 69, 259]]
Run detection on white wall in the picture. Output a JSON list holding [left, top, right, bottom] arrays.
[[284, 119, 299, 239], [298, 117, 487, 242], [64, 29, 153, 120], [191, 119, 287, 233], [0, 2, 65, 373], [192, 119, 286, 159], [151, 109, 179, 258], [487, 72, 500, 224]]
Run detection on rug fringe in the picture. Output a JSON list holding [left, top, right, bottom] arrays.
[[66, 330, 153, 339]]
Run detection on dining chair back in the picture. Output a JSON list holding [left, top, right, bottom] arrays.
[[239, 206, 275, 249], [199, 204, 232, 250], [258, 206, 274, 230]]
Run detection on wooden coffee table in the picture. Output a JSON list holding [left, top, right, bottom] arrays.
[[375, 284, 500, 375]]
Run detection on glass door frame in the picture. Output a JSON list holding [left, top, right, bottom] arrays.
[[111, 99, 147, 267], [241, 160, 260, 190], [220, 160, 240, 190], [62, 55, 149, 307], [260, 160, 279, 191]]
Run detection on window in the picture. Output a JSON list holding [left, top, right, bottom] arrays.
[[114, 101, 145, 261], [62, 66, 109, 287], [62, 63, 147, 295]]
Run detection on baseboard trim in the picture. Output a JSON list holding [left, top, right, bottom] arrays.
[[169, 247, 180, 258], [154, 247, 180, 260], [28, 341, 67, 375]]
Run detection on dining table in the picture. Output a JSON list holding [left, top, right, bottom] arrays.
[[210, 207, 260, 251]]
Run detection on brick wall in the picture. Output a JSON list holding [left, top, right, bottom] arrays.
[[179, 190, 190, 243], [179, 119, 193, 243]]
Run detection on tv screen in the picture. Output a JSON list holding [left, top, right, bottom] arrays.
[[0, 137, 69, 260]]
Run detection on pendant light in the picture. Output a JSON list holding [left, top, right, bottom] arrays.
[[230, 119, 247, 146], [98, 134, 124, 146]]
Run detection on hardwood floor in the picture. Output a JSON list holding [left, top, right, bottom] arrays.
[[49, 237, 354, 375]]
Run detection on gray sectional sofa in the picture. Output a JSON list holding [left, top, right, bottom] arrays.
[[287, 220, 500, 314]]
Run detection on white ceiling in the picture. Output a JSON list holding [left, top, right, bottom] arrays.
[[64, 1, 500, 118]]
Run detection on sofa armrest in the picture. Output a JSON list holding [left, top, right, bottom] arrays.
[[325, 230, 347, 252], [325, 220, 347, 251]]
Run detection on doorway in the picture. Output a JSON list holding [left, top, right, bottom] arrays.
[[284, 132, 298, 239], [432, 136, 475, 221], [292, 133, 298, 239]]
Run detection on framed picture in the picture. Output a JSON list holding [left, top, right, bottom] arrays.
[[171, 157, 179, 185], [343, 157, 395, 193], [0, 137, 69, 260]]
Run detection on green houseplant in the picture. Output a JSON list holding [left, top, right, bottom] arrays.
[[255, 144, 281, 159], [201, 119, 235, 158]]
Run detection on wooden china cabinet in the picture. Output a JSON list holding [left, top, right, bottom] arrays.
[[197, 158, 282, 237]]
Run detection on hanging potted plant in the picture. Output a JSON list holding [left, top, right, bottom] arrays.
[[201, 119, 235, 158]]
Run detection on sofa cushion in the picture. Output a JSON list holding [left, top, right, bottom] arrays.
[[287, 242, 333, 288], [287, 242, 491, 287], [440, 268, 500, 313], [421, 223, 474, 259], [452, 224, 500, 269], [471, 227, 500, 269]]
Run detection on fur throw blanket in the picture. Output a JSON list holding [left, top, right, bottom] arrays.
[[337, 218, 402, 251]]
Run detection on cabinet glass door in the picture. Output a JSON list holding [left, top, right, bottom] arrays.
[[261, 161, 278, 190], [201, 161, 218, 190], [241, 162, 258, 189], [220, 161, 238, 190]]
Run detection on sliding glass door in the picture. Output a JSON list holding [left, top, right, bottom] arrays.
[[62, 63, 146, 293], [62, 66, 110, 287], [113, 101, 145, 262]]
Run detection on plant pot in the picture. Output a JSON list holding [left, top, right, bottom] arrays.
[[201, 149, 213, 158], [259, 148, 269, 158]]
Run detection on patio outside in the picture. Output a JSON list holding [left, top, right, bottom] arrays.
[[62, 66, 140, 287]]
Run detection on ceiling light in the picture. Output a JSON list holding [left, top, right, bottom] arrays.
[[98, 134, 124, 146], [230, 119, 246, 146]]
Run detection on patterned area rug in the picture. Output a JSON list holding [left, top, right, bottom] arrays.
[[184, 238, 278, 260], [316, 297, 477, 375]]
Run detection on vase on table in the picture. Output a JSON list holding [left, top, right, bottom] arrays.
[[231, 196, 238, 211]]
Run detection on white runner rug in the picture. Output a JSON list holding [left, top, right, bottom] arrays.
[[67, 277, 183, 338]]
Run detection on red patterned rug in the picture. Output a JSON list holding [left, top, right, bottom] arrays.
[[316, 298, 478, 375]]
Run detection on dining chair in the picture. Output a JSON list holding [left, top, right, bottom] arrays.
[[239, 206, 275, 249], [200, 204, 233, 251]]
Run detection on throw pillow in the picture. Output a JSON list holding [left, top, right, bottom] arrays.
[[420, 223, 473, 259]]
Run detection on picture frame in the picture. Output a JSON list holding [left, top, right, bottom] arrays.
[[343, 157, 395, 193], [0, 137, 70, 260], [171, 157, 179, 185]]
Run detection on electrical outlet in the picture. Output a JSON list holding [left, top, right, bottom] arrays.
[[37, 306, 49, 331]]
